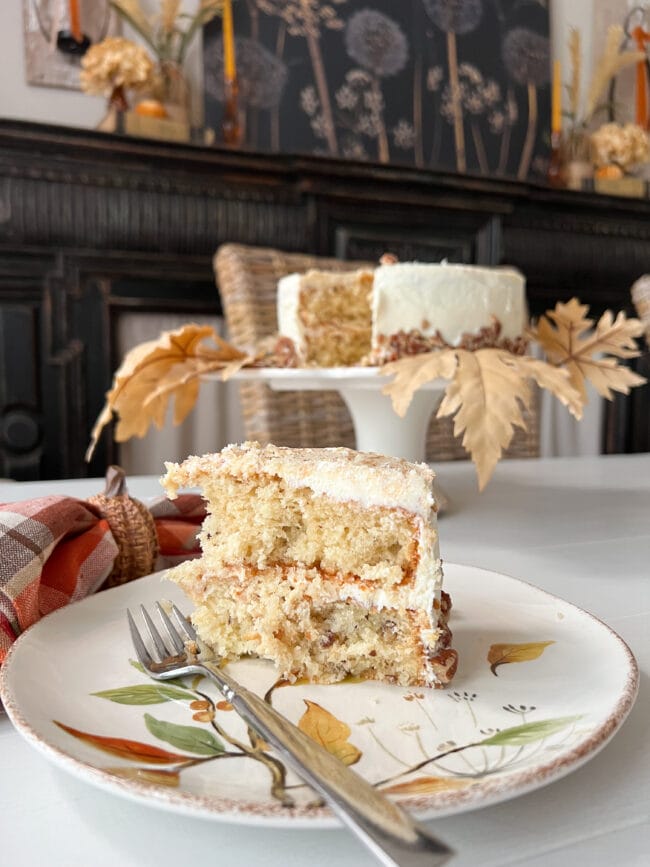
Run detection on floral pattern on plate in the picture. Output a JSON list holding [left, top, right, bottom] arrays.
[[0, 564, 638, 826]]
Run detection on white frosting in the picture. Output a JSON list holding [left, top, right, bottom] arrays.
[[200, 544, 442, 617], [277, 456, 434, 520], [163, 444, 438, 522], [372, 261, 527, 346], [277, 273, 304, 355]]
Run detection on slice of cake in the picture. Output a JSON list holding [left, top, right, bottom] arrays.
[[276, 268, 374, 366], [161, 442, 457, 688]]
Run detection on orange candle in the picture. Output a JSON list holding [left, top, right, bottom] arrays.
[[222, 0, 236, 83], [69, 0, 81, 42], [551, 59, 562, 135], [633, 26, 649, 130]]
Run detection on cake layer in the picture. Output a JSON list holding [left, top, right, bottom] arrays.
[[372, 261, 527, 347], [162, 443, 438, 521], [171, 559, 457, 687], [277, 269, 373, 366], [192, 472, 437, 588]]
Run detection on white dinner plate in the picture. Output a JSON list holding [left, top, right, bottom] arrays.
[[0, 565, 638, 827]]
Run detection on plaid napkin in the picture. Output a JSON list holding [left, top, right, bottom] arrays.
[[0, 492, 205, 665]]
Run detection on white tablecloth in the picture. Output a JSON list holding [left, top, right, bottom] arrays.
[[1, 454, 649, 866]]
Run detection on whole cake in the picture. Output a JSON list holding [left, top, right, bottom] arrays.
[[277, 260, 527, 366], [161, 442, 457, 688]]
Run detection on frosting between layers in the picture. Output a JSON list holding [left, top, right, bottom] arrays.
[[372, 261, 527, 346], [176, 557, 442, 616]]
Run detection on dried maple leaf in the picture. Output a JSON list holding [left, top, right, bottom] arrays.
[[501, 355, 583, 420], [439, 351, 583, 489], [86, 324, 249, 461], [380, 349, 458, 417], [437, 349, 537, 490], [380, 346, 583, 489], [435, 349, 574, 489], [530, 299, 646, 403]]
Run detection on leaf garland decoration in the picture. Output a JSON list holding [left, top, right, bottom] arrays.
[[433, 349, 581, 491], [382, 299, 644, 489], [381, 351, 583, 491], [436, 349, 548, 491], [88, 299, 645, 492], [85, 324, 251, 461]]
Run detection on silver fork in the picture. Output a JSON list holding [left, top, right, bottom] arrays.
[[128, 603, 454, 867]]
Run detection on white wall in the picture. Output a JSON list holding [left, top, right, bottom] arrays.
[[0, 1, 105, 127], [0, 1, 205, 128]]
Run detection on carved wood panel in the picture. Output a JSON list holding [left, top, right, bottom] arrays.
[[333, 214, 502, 265]]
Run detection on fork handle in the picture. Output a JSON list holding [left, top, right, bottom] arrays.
[[200, 662, 453, 867]]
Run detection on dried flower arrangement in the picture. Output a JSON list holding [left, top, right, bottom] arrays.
[[80, 36, 154, 106], [590, 122, 650, 178], [114, 0, 225, 123], [110, 0, 224, 66], [86, 300, 646, 491], [564, 25, 644, 156]]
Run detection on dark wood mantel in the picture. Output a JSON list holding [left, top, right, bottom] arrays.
[[0, 119, 648, 479]]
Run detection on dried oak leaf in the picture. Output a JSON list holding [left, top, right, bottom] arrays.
[[438, 349, 581, 490], [530, 299, 646, 403], [86, 324, 250, 461]]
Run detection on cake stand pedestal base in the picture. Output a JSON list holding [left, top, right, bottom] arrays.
[[334, 384, 444, 463], [227, 369, 450, 508]]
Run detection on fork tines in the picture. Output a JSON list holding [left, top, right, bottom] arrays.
[[128, 602, 197, 667]]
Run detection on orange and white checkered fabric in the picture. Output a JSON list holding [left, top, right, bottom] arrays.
[[0, 492, 205, 664]]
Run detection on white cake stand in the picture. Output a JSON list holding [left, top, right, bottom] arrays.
[[230, 368, 447, 464]]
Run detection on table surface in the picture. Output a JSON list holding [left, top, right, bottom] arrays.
[[1, 454, 649, 867]]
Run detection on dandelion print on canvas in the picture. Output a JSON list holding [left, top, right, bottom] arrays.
[[202, 0, 550, 180]]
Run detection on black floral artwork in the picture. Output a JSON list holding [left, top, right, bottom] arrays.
[[202, 0, 551, 180]]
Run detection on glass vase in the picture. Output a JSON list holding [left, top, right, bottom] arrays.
[[563, 128, 593, 191], [155, 61, 190, 126]]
